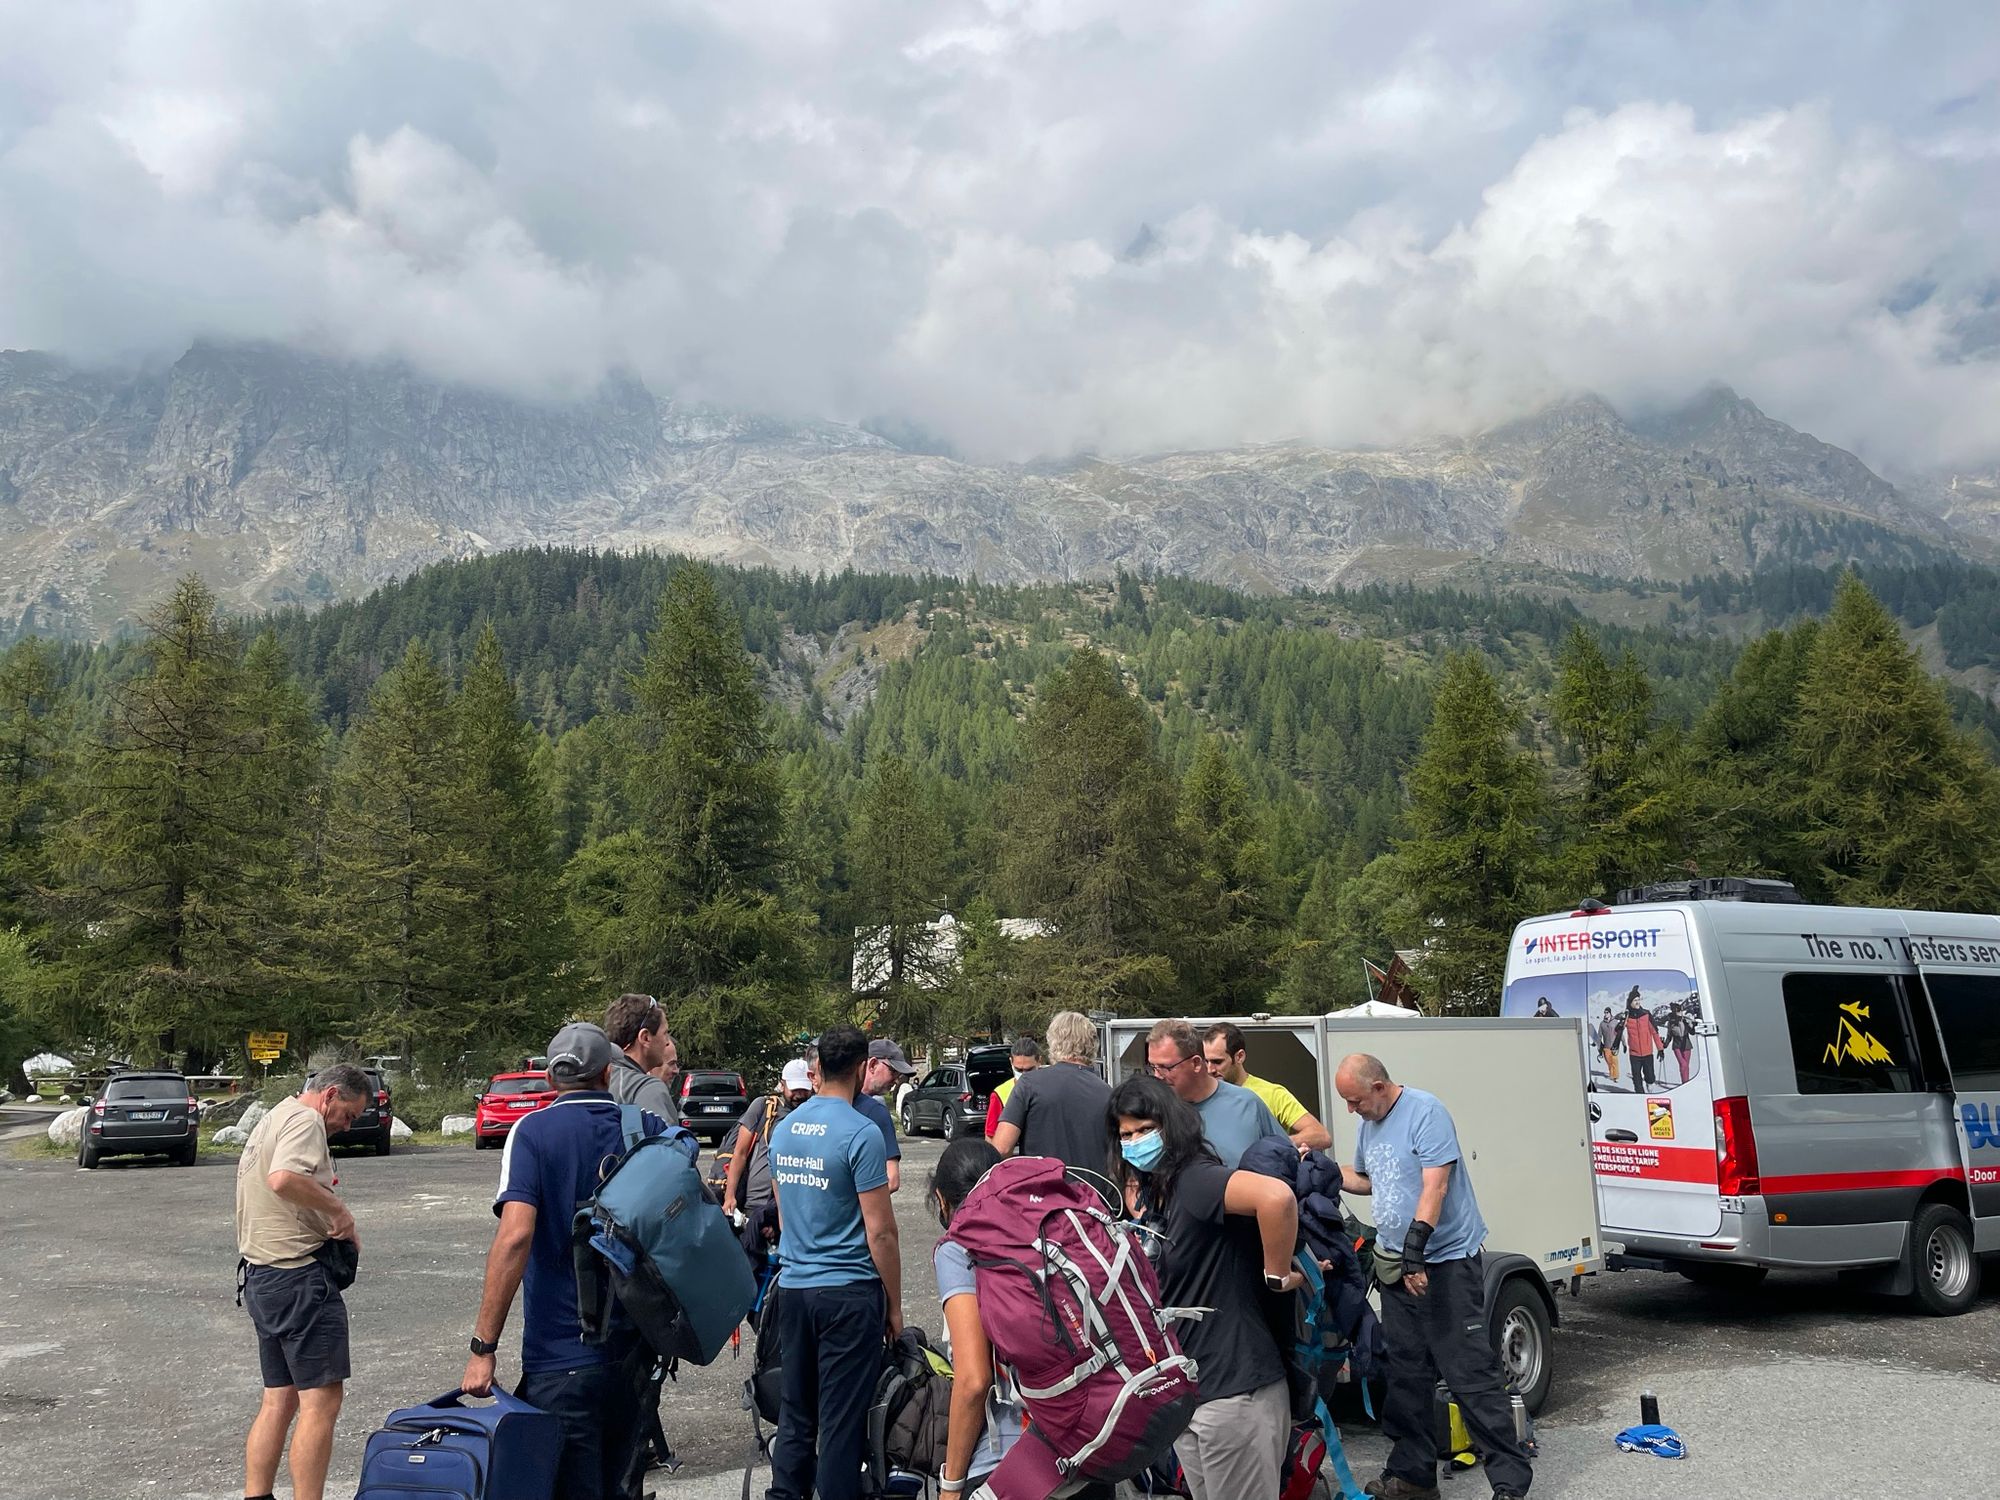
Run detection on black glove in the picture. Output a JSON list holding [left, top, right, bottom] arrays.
[[1402, 1219, 1436, 1273]]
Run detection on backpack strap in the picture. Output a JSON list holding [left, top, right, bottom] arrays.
[[761, 1094, 782, 1145], [617, 1103, 645, 1155]]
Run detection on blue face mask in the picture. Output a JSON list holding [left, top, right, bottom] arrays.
[[1121, 1128, 1165, 1172]]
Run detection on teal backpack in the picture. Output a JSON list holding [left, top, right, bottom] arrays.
[[573, 1105, 756, 1366]]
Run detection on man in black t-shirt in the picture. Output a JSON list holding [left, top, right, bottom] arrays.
[[990, 1010, 1114, 1171]]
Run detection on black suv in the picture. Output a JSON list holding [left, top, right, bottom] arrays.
[[326, 1067, 393, 1156], [900, 1045, 1013, 1139], [679, 1069, 749, 1144], [80, 1070, 199, 1168]]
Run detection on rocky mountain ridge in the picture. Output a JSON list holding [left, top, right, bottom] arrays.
[[0, 342, 1979, 637]]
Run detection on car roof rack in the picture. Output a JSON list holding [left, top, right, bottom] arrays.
[[1613, 876, 1806, 906]]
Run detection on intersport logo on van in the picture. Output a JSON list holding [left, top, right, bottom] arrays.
[[1522, 927, 1665, 957]]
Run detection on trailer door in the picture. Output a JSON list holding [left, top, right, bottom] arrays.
[[1503, 909, 1720, 1238], [1905, 939, 2000, 1252]]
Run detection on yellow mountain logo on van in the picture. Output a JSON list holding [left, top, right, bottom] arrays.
[[1824, 1002, 1895, 1067]]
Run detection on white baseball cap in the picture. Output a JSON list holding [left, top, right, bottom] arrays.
[[781, 1059, 812, 1091]]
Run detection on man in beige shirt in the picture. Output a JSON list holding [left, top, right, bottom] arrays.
[[235, 1065, 369, 1500]]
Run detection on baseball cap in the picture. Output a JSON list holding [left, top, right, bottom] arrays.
[[869, 1038, 917, 1075], [546, 1022, 619, 1087], [781, 1058, 812, 1091]]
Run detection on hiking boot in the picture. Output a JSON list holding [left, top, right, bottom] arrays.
[[1364, 1476, 1441, 1500]]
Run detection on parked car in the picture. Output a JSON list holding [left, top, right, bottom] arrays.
[[679, 1069, 749, 1144], [900, 1045, 1013, 1139], [80, 1069, 199, 1168], [474, 1071, 555, 1149], [326, 1066, 395, 1156]]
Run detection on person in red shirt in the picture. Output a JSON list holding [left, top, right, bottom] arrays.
[[1623, 989, 1663, 1093]]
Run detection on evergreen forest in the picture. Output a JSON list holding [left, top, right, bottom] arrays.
[[6, 547, 2000, 1085]]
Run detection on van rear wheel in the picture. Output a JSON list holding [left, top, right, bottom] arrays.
[[1488, 1277, 1552, 1414], [1907, 1201, 1979, 1316]]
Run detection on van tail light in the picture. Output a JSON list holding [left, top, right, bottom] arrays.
[[376, 1090, 389, 1107], [733, 1074, 746, 1096], [187, 1096, 200, 1113], [92, 1101, 106, 1115], [1714, 1096, 1761, 1195], [681, 1077, 693, 1099]]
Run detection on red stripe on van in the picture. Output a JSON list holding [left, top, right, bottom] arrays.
[[1761, 1167, 1966, 1195]]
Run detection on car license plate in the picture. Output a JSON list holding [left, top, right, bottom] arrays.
[[703, 1104, 729, 1113], [510, 1100, 536, 1108], [130, 1110, 166, 1121]]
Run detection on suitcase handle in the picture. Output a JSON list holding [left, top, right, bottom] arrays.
[[424, 1387, 543, 1416]]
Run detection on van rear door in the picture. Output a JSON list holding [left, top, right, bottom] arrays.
[[1503, 909, 1721, 1238], [1903, 933, 2000, 1252]]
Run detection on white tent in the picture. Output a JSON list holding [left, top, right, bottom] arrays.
[[1326, 999, 1420, 1019], [21, 1052, 75, 1077]]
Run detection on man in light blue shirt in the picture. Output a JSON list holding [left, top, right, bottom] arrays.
[[766, 1025, 903, 1500], [1336, 1054, 1529, 1500], [1144, 1019, 1284, 1168]]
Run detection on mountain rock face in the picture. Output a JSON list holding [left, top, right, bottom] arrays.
[[0, 344, 1975, 636]]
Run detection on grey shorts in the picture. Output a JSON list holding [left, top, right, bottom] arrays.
[[244, 1262, 350, 1391]]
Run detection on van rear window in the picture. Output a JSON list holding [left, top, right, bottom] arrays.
[[1782, 973, 1915, 1094], [1922, 973, 2000, 1091]]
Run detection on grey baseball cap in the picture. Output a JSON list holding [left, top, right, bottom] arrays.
[[546, 1022, 619, 1087], [869, 1038, 917, 1075]]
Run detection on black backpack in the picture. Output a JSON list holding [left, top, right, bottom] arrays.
[[873, 1328, 953, 1478]]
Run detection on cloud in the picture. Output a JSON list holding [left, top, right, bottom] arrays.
[[0, 0, 1996, 468]]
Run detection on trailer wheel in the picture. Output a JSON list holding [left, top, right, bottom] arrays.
[[1907, 1201, 1980, 1316], [1488, 1277, 1553, 1414]]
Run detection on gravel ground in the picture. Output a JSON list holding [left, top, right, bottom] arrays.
[[3, 1133, 1997, 1499]]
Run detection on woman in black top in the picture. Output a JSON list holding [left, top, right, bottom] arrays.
[[1106, 1076, 1301, 1500]]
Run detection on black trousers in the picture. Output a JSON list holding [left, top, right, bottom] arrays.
[[766, 1279, 886, 1500], [518, 1347, 645, 1500], [1377, 1254, 1533, 1495]]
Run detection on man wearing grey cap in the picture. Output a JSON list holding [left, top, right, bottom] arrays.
[[461, 1022, 695, 1500], [859, 1038, 915, 1193]]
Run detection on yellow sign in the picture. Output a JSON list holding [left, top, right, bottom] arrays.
[[247, 1031, 287, 1063], [1824, 1002, 1894, 1067], [249, 1049, 282, 1063], [1646, 1098, 1675, 1140]]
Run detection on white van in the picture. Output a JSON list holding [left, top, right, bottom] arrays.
[[1502, 878, 1999, 1314]]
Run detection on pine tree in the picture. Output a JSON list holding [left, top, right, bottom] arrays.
[[456, 625, 576, 1047], [564, 563, 814, 1063], [55, 578, 277, 1059], [323, 639, 485, 1070], [1177, 738, 1284, 1009], [1390, 652, 1553, 1014], [849, 754, 952, 1040], [1688, 619, 1821, 880], [0, 638, 67, 934], [1791, 574, 2000, 908], [1001, 649, 1191, 1012]]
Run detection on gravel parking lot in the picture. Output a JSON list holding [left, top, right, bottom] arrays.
[[4, 1129, 1998, 1499]]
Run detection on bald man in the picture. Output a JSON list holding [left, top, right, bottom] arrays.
[[1334, 1054, 1531, 1500]]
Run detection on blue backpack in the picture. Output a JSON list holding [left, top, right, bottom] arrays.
[[573, 1104, 756, 1366], [352, 1388, 559, 1500]]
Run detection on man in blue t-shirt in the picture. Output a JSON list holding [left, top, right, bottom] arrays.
[[462, 1021, 693, 1500], [767, 1024, 904, 1500], [1145, 1018, 1285, 1168], [1335, 1054, 1531, 1500]]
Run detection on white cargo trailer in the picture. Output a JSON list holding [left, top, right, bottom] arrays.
[[1096, 1013, 1601, 1409]]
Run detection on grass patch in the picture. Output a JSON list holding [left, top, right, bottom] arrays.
[[8, 1128, 462, 1161]]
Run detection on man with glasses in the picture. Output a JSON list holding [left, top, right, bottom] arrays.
[[1144, 1020, 1283, 1169], [1202, 1022, 1331, 1151]]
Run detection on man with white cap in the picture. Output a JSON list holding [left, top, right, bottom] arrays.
[[461, 1022, 695, 1500], [720, 1058, 815, 1230]]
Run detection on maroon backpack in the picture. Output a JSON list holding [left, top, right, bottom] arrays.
[[944, 1156, 1199, 1499]]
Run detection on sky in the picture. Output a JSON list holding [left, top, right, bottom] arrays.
[[1, 1, 1996, 468]]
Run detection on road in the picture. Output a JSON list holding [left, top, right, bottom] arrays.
[[3, 1134, 1997, 1498]]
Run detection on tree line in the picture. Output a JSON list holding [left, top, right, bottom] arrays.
[[4, 553, 1999, 1082]]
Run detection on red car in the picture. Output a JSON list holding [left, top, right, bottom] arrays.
[[473, 1071, 555, 1149]]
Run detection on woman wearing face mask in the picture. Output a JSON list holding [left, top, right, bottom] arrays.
[[1108, 1075, 1302, 1500]]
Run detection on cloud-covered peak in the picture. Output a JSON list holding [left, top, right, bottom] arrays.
[[1, 1, 1995, 469]]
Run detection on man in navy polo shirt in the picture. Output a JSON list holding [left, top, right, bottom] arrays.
[[461, 1021, 693, 1500], [767, 1024, 904, 1500]]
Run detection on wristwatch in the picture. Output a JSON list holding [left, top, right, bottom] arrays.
[[469, 1335, 499, 1356], [1263, 1272, 1289, 1291]]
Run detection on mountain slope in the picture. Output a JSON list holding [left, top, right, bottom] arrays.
[[0, 343, 1972, 637]]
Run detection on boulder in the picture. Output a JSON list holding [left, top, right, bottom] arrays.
[[211, 1125, 250, 1147], [55, 1094, 74, 1105], [201, 1094, 256, 1125], [390, 1118, 413, 1140], [440, 1114, 475, 1138], [47, 1107, 86, 1148], [240, 1102, 268, 1133], [0, 1088, 12, 1104]]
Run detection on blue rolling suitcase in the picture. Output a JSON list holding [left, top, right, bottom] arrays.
[[353, 1388, 560, 1500]]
